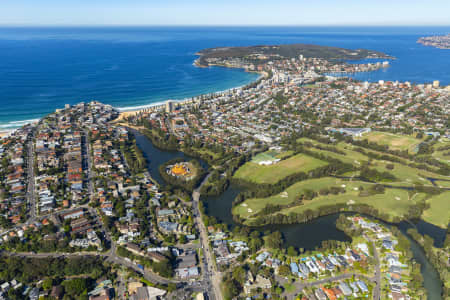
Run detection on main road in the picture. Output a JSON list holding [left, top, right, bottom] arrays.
[[26, 128, 37, 222], [192, 174, 223, 300], [371, 240, 381, 300]]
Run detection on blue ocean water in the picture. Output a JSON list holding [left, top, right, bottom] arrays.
[[0, 26, 449, 129]]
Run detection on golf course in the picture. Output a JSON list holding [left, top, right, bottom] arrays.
[[231, 133, 450, 228]]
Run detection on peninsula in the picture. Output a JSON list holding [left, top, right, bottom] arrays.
[[195, 43, 394, 68], [417, 34, 450, 49]]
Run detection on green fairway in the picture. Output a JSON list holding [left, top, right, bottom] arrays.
[[233, 152, 327, 184], [298, 137, 449, 186], [431, 138, 450, 166], [234, 178, 428, 223], [360, 131, 423, 153], [233, 136, 449, 226], [297, 138, 368, 166], [422, 191, 450, 228], [370, 160, 449, 186], [233, 177, 354, 217]]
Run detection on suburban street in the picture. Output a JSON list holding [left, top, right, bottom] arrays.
[[281, 272, 376, 299], [371, 240, 381, 300], [26, 129, 37, 222], [192, 173, 223, 300], [280, 237, 382, 299]]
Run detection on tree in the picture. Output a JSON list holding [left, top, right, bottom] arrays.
[[178, 235, 187, 244], [167, 283, 176, 292], [265, 231, 283, 249], [62, 278, 88, 297], [42, 278, 53, 290], [249, 237, 263, 253], [287, 246, 298, 257], [278, 265, 291, 277], [222, 278, 241, 299], [232, 266, 246, 284]]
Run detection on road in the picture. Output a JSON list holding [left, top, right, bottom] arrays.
[[116, 270, 127, 300], [82, 130, 113, 250], [26, 129, 37, 222], [192, 173, 223, 300], [83, 130, 95, 203], [371, 241, 381, 300], [6, 249, 175, 286]]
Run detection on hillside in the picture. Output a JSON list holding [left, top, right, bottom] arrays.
[[196, 43, 393, 66]]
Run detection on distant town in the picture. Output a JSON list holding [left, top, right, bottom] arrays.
[[417, 34, 450, 49], [0, 43, 449, 300]]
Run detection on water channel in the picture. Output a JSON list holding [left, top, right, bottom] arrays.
[[133, 130, 444, 299]]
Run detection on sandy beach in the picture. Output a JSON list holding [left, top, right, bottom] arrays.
[[0, 131, 11, 139], [114, 110, 141, 123]]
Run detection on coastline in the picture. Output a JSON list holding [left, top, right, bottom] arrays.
[[0, 64, 262, 130], [0, 131, 9, 139], [116, 62, 266, 120], [2, 45, 447, 129], [0, 129, 14, 139]]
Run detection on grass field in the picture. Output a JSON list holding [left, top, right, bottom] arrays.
[[233, 152, 327, 184], [297, 137, 449, 186], [360, 131, 423, 153], [233, 136, 450, 226], [233, 137, 450, 226], [233, 177, 354, 217], [234, 178, 428, 223], [191, 147, 220, 160], [422, 191, 450, 228], [250, 150, 294, 164], [431, 138, 450, 166]]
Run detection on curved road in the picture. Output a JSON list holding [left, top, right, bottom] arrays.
[[6, 250, 175, 286]]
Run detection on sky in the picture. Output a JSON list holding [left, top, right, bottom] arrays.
[[1, 0, 450, 26]]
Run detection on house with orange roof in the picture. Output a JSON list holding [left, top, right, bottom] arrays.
[[321, 287, 336, 300]]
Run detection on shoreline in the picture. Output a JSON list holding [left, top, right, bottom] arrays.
[[0, 129, 14, 139], [116, 63, 266, 120], [1, 51, 447, 129], [0, 61, 263, 130]]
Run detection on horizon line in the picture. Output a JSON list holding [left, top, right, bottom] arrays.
[[0, 24, 450, 28]]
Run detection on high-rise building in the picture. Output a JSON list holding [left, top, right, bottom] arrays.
[[166, 100, 174, 113], [433, 80, 440, 88]]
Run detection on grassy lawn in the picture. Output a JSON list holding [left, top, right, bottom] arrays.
[[434, 180, 450, 188], [422, 191, 450, 228], [369, 160, 449, 186], [191, 147, 220, 160], [277, 187, 426, 222], [297, 137, 368, 166], [359, 131, 423, 153], [233, 152, 327, 184], [234, 177, 428, 222], [284, 283, 297, 293], [431, 138, 450, 166], [233, 177, 349, 217], [298, 137, 449, 186]]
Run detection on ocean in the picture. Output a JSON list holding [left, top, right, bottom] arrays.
[[0, 26, 449, 130]]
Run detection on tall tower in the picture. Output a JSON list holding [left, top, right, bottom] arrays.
[[166, 100, 174, 113]]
